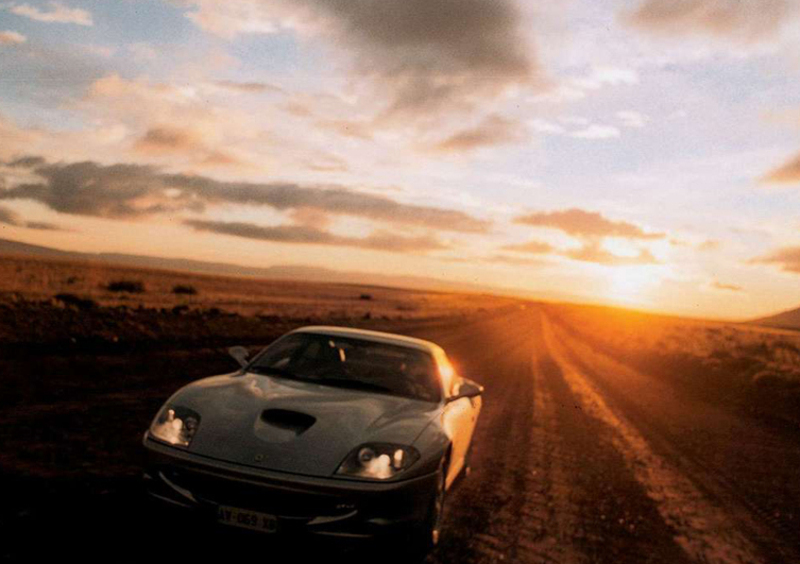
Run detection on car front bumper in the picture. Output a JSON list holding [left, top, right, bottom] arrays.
[[142, 436, 438, 539]]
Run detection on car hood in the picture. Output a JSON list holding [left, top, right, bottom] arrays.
[[168, 373, 441, 477]]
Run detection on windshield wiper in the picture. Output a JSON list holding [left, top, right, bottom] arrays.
[[312, 377, 393, 393]]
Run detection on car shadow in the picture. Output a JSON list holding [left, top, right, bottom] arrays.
[[2, 477, 430, 564]]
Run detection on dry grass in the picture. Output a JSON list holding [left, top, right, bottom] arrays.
[[0, 254, 516, 321], [545, 302, 800, 429], [546, 303, 800, 383]]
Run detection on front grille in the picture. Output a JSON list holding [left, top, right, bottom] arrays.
[[163, 466, 355, 518]]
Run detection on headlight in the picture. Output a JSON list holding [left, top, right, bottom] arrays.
[[336, 443, 420, 480], [149, 405, 201, 447]]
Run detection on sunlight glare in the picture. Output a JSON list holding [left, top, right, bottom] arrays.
[[607, 266, 661, 305]]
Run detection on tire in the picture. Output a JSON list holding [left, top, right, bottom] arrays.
[[401, 457, 447, 561]]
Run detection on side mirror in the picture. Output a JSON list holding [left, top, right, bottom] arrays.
[[229, 346, 250, 368], [447, 379, 484, 403]]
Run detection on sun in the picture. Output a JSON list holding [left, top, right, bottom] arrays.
[[606, 265, 661, 305]]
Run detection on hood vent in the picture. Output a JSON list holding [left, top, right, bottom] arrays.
[[260, 409, 316, 437]]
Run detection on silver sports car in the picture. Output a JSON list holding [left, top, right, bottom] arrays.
[[143, 326, 483, 555]]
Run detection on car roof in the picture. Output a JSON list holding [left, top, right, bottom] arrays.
[[290, 325, 442, 354]]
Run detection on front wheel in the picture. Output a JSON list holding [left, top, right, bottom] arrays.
[[402, 458, 447, 560]]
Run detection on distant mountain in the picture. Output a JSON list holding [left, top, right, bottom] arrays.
[[0, 236, 543, 298], [751, 306, 800, 331], [0, 237, 76, 258]]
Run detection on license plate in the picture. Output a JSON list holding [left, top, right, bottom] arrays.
[[216, 505, 277, 533]]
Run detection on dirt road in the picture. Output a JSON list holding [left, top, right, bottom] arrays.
[[2, 305, 799, 563], [419, 307, 800, 564]]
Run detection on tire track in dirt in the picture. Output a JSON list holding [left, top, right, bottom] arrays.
[[529, 313, 690, 564], [517, 335, 587, 564], [541, 314, 765, 564]]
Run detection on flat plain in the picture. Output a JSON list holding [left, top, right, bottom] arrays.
[[2, 254, 799, 563]]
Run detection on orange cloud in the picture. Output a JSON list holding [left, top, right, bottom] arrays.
[[565, 241, 659, 265], [0, 30, 27, 44], [500, 235, 658, 266], [762, 152, 800, 184], [185, 219, 447, 253], [133, 126, 202, 153], [697, 239, 722, 251], [625, 0, 799, 41], [10, 2, 93, 26], [212, 80, 283, 94], [0, 204, 60, 230], [434, 115, 528, 153], [711, 280, 743, 292], [516, 208, 664, 240], [752, 246, 800, 274], [502, 240, 554, 254], [133, 126, 246, 169], [482, 253, 548, 266]]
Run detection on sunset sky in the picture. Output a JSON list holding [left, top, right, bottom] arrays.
[[2, 0, 800, 319]]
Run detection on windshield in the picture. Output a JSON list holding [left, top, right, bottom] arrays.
[[248, 332, 442, 403]]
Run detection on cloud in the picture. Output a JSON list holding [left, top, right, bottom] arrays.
[[131, 126, 245, 167], [711, 280, 743, 292], [574, 67, 639, 89], [762, 152, 800, 184], [0, 156, 490, 232], [529, 119, 566, 135], [133, 127, 203, 154], [6, 155, 46, 168], [569, 124, 621, 140], [0, 30, 26, 44], [212, 80, 284, 94], [502, 240, 555, 254], [82, 74, 268, 170], [481, 253, 548, 266], [616, 111, 649, 128], [752, 246, 800, 274], [697, 239, 722, 251], [305, 154, 350, 173], [0, 206, 22, 226], [185, 219, 447, 253], [565, 241, 659, 265], [316, 119, 373, 140], [515, 208, 664, 240], [183, 0, 538, 121], [199, 151, 244, 168], [530, 66, 639, 104], [327, 0, 535, 120], [625, 0, 799, 42], [9, 2, 93, 26], [498, 233, 659, 266], [434, 115, 528, 153], [0, 204, 61, 230], [530, 116, 630, 140], [0, 118, 39, 162]]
